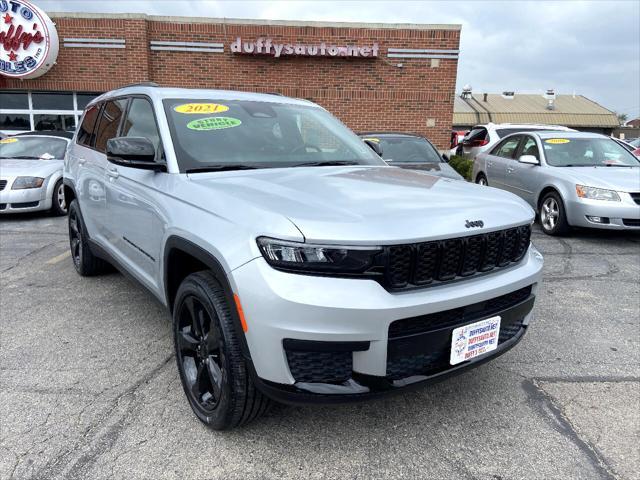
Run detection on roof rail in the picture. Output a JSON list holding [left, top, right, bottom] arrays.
[[120, 81, 160, 88]]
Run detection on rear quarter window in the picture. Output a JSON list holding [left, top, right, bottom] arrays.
[[76, 104, 100, 147]]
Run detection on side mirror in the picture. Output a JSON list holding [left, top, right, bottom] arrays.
[[106, 137, 166, 171], [363, 139, 383, 157], [518, 154, 539, 165], [442, 153, 450, 162]]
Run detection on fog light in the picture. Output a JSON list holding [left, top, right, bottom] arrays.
[[586, 216, 610, 224]]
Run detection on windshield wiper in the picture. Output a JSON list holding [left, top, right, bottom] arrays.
[[0, 155, 41, 160], [291, 160, 359, 167], [185, 164, 260, 173]]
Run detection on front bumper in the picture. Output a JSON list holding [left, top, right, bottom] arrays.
[[0, 178, 50, 213], [566, 194, 640, 230], [231, 245, 543, 401]]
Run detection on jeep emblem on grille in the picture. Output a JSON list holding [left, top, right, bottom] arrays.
[[465, 219, 484, 228]]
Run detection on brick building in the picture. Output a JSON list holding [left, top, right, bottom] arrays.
[[0, 12, 461, 148]]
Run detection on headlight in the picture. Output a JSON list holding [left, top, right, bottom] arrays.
[[575, 185, 620, 202], [12, 176, 44, 190], [257, 237, 381, 274]]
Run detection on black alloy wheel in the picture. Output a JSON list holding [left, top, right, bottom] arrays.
[[67, 199, 111, 276], [69, 205, 83, 270], [173, 272, 271, 430], [176, 295, 225, 413]]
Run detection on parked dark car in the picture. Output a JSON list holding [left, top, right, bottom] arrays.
[[359, 132, 464, 180]]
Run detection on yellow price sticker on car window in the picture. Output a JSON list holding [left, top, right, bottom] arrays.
[[0, 137, 18, 143], [545, 138, 570, 144], [174, 103, 229, 114], [362, 137, 380, 143]]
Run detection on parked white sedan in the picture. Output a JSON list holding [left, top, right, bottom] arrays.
[[0, 132, 71, 215]]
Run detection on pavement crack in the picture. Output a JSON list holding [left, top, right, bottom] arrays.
[[33, 354, 174, 480], [0, 241, 65, 274], [522, 378, 619, 480]]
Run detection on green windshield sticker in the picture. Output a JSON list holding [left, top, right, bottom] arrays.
[[186, 117, 242, 131]]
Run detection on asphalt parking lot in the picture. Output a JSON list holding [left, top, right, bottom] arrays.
[[0, 213, 638, 480]]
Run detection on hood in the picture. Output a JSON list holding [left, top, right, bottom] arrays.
[[0, 159, 63, 178], [393, 162, 464, 180], [556, 166, 640, 193], [189, 166, 534, 244]]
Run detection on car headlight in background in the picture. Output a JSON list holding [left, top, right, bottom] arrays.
[[575, 185, 620, 202], [11, 177, 45, 190], [257, 237, 381, 274]]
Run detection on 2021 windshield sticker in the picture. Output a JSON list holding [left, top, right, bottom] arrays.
[[545, 138, 571, 144], [186, 117, 242, 131], [174, 103, 229, 114]]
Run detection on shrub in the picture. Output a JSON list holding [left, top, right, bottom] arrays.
[[448, 155, 473, 181]]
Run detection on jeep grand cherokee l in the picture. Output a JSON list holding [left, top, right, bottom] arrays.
[[64, 85, 543, 430]]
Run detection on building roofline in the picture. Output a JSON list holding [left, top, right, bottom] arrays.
[[46, 12, 461, 30]]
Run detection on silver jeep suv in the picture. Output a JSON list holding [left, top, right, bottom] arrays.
[[64, 85, 544, 430]]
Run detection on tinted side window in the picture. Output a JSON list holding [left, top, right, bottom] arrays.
[[76, 104, 100, 147], [493, 136, 521, 158], [465, 127, 487, 143], [121, 98, 162, 156], [95, 99, 127, 153], [520, 137, 540, 159]]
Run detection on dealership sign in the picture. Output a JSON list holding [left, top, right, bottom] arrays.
[[231, 37, 378, 58], [0, 0, 59, 79]]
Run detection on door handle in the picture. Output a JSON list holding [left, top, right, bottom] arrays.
[[78, 158, 87, 166], [106, 168, 119, 179]]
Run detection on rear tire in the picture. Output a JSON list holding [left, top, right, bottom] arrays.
[[68, 200, 111, 276], [173, 271, 271, 430], [476, 173, 488, 186], [51, 179, 67, 216], [539, 191, 570, 236]]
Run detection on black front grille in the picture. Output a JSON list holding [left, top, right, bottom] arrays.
[[623, 218, 640, 227], [0, 180, 7, 191], [383, 225, 531, 290], [11, 201, 39, 209], [285, 350, 352, 384], [0, 203, 6, 210], [389, 285, 532, 338], [630, 193, 640, 206]]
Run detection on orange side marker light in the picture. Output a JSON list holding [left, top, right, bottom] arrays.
[[233, 294, 248, 332]]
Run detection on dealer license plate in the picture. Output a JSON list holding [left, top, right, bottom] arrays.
[[450, 316, 501, 365]]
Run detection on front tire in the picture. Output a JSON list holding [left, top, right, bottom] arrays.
[[173, 271, 271, 430], [476, 173, 488, 186], [68, 200, 111, 275], [51, 179, 67, 215], [539, 192, 570, 236]]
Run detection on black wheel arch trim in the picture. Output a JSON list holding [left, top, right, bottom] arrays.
[[62, 177, 78, 204], [163, 235, 252, 360]]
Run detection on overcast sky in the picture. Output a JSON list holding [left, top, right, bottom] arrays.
[[38, 0, 640, 120]]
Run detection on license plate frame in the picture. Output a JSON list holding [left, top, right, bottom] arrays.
[[450, 315, 501, 365]]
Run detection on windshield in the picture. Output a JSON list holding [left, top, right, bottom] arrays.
[[361, 136, 442, 163], [0, 136, 67, 160], [163, 99, 384, 171], [543, 137, 640, 167]]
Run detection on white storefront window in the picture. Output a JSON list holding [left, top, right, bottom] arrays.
[[0, 91, 99, 134]]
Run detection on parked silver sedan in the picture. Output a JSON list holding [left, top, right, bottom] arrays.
[[472, 131, 640, 235], [0, 132, 71, 215]]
